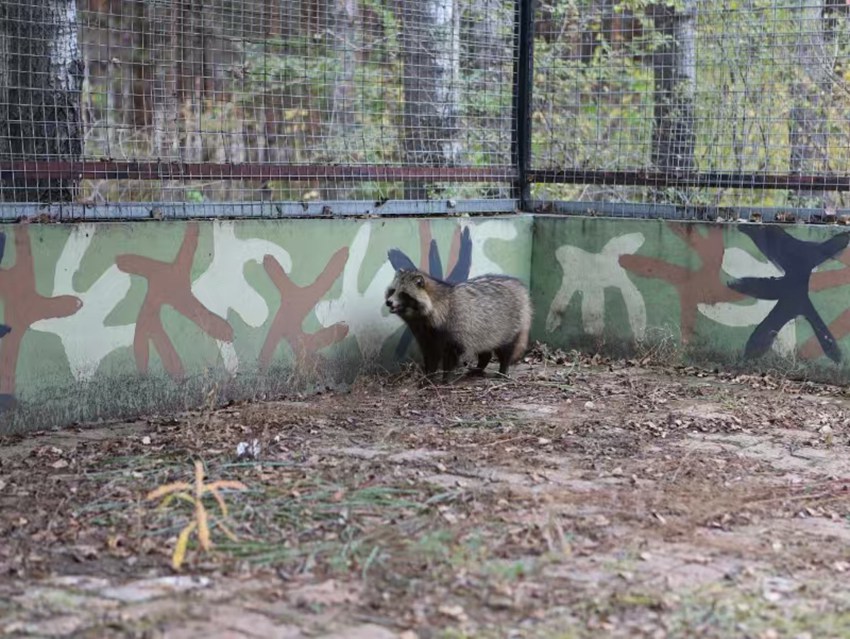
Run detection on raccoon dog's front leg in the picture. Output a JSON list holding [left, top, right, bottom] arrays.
[[421, 342, 441, 378], [441, 344, 463, 384]]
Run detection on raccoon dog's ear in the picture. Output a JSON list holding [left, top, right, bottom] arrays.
[[415, 275, 425, 288]]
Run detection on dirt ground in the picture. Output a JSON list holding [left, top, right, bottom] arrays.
[[3, 347, 850, 639]]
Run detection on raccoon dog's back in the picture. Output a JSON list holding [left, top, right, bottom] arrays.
[[449, 274, 531, 362]]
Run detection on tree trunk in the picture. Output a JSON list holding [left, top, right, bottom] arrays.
[[177, 0, 204, 164], [0, 0, 84, 203], [400, 0, 462, 200], [649, 0, 696, 176], [325, 0, 359, 199], [331, 0, 357, 133], [146, 0, 178, 160], [464, 0, 511, 195], [789, 1, 834, 207]]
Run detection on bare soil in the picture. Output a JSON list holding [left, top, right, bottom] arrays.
[[3, 348, 850, 638]]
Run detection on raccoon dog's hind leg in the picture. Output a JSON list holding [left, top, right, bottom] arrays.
[[495, 334, 523, 376], [499, 319, 531, 376], [468, 351, 492, 376]]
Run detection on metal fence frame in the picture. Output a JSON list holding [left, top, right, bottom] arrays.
[[5, 0, 850, 221]]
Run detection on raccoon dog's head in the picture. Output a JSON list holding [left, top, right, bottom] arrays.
[[385, 269, 434, 318]]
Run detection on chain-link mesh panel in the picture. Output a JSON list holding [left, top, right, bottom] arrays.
[[0, 0, 517, 207], [530, 0, 850, 213]]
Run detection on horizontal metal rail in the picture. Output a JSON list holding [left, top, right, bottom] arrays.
[[531, 199, 849, 223], [9, 162, 850, 193], [0, 162, 516, 182], [526, 169, 850, 192], [0, 198, 520, 221]]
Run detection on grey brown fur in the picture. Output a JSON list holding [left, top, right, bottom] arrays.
[[384, 268, 532, 381]]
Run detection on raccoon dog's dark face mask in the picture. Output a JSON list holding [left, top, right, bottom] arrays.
[[385, 271, 426, 317]]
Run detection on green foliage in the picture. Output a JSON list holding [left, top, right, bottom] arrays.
[[531, 0, 850, 207], [76, 0, 850, 207]]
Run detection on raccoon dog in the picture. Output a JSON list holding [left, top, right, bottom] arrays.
[[385, 268, 532, 381]]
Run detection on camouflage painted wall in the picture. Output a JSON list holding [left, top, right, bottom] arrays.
[[0, 216, 532, 433], [15, 212, 849, 434], [533, 215, 850, 376]]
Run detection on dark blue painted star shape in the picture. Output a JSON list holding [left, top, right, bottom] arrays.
[[729, 225, 850, 363], [387, 226, 472, 358]]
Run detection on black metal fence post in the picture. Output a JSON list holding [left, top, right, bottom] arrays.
[[511, 0, 534, 210]]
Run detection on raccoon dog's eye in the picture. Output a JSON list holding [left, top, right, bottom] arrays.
[[415, 277, 425, 288], [386, 288, 395, 296]]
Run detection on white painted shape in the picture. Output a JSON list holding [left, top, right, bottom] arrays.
[[31, 224, 135, 382], [191, 221, 293, 373], [697, 300, 777, 327], [462, 219, 518, 277], [580, 286, 606, 337], [721, 247, 784, 279], [773, 321, 797, 357], [192, 221, 292, 328], [218, 340, 239, 375], [546, 233, 647, 340], [314, 222, 399, 361]]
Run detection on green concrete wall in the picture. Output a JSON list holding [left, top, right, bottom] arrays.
[[0, 216, 532, 433], [532, 215, 850, 377], [9, 211, 850, 434]]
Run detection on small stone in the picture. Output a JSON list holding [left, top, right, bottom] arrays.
[[318, 624, 397, 639], [46, 576, 111, 591], [5, 616, 83, 636], [438, 604, 468, 622], [99, 576, 211, 603], [236, 439, 261, 459]]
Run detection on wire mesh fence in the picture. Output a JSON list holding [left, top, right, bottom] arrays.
[[530, 0, 850, 215], [4, 0, 850, 215], [0, 0, 518, 209]]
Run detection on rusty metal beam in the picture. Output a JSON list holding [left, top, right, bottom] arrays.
[[526, 169, 850, 192], [0, 162, 516, 182], [8, 162, 850, 193]]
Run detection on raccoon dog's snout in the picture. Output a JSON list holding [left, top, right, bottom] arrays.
[[385, 287, 400, 313]]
